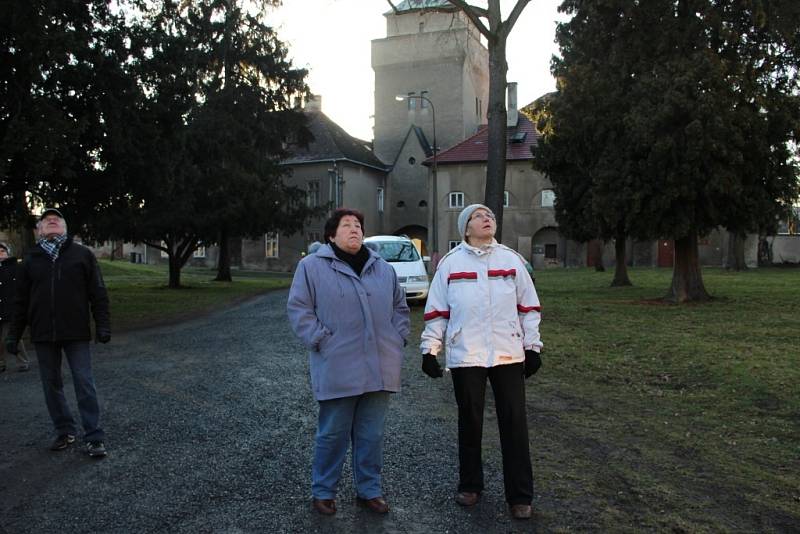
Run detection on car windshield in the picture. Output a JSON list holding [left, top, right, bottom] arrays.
[[373, 242, 420, 262]]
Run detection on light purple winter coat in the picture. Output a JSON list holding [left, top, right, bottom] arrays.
[[287, 243, 410, 401]]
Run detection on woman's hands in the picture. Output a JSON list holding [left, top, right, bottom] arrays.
[[422, 353, 443, 378], [524, 350, 542, 377]]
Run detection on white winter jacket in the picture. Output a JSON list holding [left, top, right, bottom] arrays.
[[420, 240, 542, 368]]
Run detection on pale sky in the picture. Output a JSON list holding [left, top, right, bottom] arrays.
[[270, 0, 568, 140]]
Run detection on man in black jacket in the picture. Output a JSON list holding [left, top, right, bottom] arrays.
[[5, 208, 111, 458], [0, 242, 30, 372]]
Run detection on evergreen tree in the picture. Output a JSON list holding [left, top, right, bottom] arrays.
[[0, 1, 132, 238], [93, 0, 314, 288], [535, 0, 799, 301]]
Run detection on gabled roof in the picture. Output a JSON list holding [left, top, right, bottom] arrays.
[[424, 113, 540, 166], [283, 111, 388, 171], [384, 0, 456, 15], [390, 125, 434, 168]]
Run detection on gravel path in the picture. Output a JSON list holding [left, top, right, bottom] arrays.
[[0, 290, 546, 533]]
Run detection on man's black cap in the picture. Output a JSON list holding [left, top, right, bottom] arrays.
[[39, 208, 64, 220]]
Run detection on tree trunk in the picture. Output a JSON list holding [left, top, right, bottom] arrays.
[[214, 228, 232, 282], [757, 236, 771, 266], [168, 253, 182, 289], [665, 233, 711, 303], [725, 232, 747, 271], [611, 235, 632, 286], [483, 36, 509, 241]]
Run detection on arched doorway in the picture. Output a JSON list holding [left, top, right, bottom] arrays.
[[393, 225, 428, 256], [532, 227, 560, 269]]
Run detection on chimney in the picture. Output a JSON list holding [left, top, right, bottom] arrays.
[[305, 94, 322, 112], [506, 82, 518, 127]]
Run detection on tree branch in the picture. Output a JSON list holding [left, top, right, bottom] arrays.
[[502, 0, 531, 39], [448, 0, 491, 38], [142, 240, 166, 252]]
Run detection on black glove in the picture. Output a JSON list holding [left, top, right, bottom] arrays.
[[422, 353, 443, 378], [96, 330, 111, 344], [5, 337, 19, 355], [524, 350, 541, 378]]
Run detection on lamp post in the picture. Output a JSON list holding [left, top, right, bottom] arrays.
[[396, 94, 439, 268]]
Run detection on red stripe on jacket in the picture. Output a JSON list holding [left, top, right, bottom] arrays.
[[517, 304, 541, 313], [448, 271, 477, 282], [424, 310, 451, 321], [488, 269, 516, 278]]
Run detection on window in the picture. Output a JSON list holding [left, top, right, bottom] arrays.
[[407, 92, 416, 110], [377, 187, 384, 212], [449, 240, 460, 250], [421, 90, 429, 108], [504, 191, 509, 207], [419, 200, 427, 207], [396, 200, 406, 208], [541, 189, 556, 208], [265, 233, 279, 258], [193, 246, 206, 258], [449, 191, 464, 208], [307, 180, 320, 207], [545, 243, 557, 259], [408, 156, 416, 165], [510, 132, 527, 143]]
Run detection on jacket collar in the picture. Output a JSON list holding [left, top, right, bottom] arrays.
[[29, 235, 73, 256], [315, 242, 380, 277], [461, 238, 499, 257]]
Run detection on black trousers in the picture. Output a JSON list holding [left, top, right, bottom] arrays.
[[450, 363, 533, 505]]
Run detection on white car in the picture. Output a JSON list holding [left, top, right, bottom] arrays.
[[364, 235, 429, 302]]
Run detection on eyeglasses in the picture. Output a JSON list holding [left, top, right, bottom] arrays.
[[470, 212, 495, 222]]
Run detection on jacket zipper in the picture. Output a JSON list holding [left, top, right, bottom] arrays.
[[50, 259, 57, 341]]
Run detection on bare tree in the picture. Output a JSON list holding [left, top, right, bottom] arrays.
[[446, 0, 531, 241]]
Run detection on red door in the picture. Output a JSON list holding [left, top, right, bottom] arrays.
[[586, 239, 603, 267], [657, 240, 674, 267]]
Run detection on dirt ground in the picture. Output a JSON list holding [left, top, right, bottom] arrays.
[[0, 290, 797, 533]]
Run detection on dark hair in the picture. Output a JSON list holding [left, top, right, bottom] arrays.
[[324, 208, 365, 242]]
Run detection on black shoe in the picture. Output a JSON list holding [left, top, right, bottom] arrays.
[[510, 504, 532, 519], [87, 441, 107, 458], [455, 491, 480, 507], [50, 434, 76, 451]]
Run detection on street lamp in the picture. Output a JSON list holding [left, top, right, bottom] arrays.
[[396, 94, 439, 268]]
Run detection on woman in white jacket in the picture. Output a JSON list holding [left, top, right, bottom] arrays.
[[420, 204, 542, 520]]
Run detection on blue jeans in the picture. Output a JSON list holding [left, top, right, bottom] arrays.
[[312, 391, 390, 500], [34, 341, 104, 442]]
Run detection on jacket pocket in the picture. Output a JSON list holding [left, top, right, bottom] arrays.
[[509, 320, 522, 341], [316, 329, 333, 354], [446, 327, 462, 348]]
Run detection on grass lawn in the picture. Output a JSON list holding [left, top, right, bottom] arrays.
[[535, 267, 799, 531], [99, 260, 291, 331], [409, 266, 799, 531]]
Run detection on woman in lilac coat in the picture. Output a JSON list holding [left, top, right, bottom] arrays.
[[287, 208, 410, 516]]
